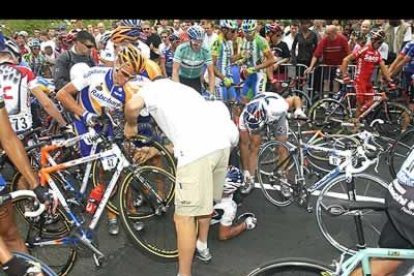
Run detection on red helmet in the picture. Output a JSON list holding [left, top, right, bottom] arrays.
[[265, 24, 283, 35]]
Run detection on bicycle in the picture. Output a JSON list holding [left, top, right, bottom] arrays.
[[0, 190, 58, 276], [257, 117, 389, 252], [308, 80, 413, 138], [243, 201, 413, 276], [12, 112, 179, 275]]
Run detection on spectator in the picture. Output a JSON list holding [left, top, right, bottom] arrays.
[[23, 39, 48, 77], [95, 22, 106, 46], [332, 19, 343, 33], [15, 31, 30, 56], [48, 28, 56, 39], [172, 19, 183, 36], [159, 31, 179, 78], [33, 29, 40, 39], [283, 21, 299, 51], [305, 25, 351, 95], [179, 21, 191, 43], [203, 21, 218, 50], [142, 21, 162, 62], [54, 30, 96, 90], [39, 30, 49, 43], [311, 20, 325, 41], [384, 19, 412, 63], [373, 19, 385, 30], [87, 24, 94, 34], [157, 19, 170, 35], [291, 20, 318, 68]]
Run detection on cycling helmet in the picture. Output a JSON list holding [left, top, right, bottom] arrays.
[[117, 43, 146, 74], [187, 25, 205, 40], [111, 26, 141, 44], [0, 37, 20, 57], [223, 166, 244, 194], [370, 29, 386, 42], [119, 19, 142, 30], [70, 62, 90, 81], [241, 20, 257, 34], [65, 32, 77, 44], [265, 24, 283, 35], [28, 39, 41, 48], [100, 31, 112, 47], [242, 98, 268, 132], [169, 33, 180, 43], [220, 20, 238, 30]]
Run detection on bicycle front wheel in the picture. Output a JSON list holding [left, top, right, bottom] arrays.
[[0, 251, 59, 276], [316, 173, 388, 254], [245, 258, 334, 276], [308, 99, 349, 133], [257, 140, 300, 207], [119, 165, 177, 259], [376, 102, 413, 139]]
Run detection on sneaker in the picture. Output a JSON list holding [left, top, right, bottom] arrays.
[[133, 221, 145, 232], [240, 180, 254, 195], [195, 247, 212, 263], [108, 218, 119, 235]]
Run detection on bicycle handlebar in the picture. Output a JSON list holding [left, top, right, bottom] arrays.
[[0, 190, 45, 217]]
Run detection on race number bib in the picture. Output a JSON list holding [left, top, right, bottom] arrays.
[[10, 115, 31, 132], [101, 155, 118, 171]]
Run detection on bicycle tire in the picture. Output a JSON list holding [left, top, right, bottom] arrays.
[[119, 165, 178, 259], [388, 128, 414, 179], [245, 257, 334, 276], [283, 89, 312, 115], [257, 140, 300, 207], [316, 173, 388, 254], [375, 102, 413, 139], [308, 98, 349, 133], [92, 135, 176, 216]]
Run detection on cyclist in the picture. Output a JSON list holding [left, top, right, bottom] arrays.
[[110, 26, 150, 59], [0, 36, 67, 133], [172, 25, 215, 95], [238, 92, 306, 195], [235, 20, 275, 103], [350, 148, 414, 276], [389, 40, 414, 111], [210, 166, 258, 241], [340, 30, 394, 118], [55, 44, 144, 235], [210, 19, 239, 101]]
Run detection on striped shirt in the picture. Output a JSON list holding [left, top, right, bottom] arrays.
[[173, 42, 213, 79], [211, 34, 233, 76]]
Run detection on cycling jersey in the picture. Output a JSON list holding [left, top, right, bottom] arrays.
[[0, 64, 42, 132], [173, 42, 213, 79], [159, 43, 174, 76], [211, 34, 237, 101], [238, 92, 289, 133], [401, 41, 414, 73], [238, 34, 271, 100], [397, 148, 414, 187], [23, 52, 47, 77], [210, 197, 237, 227], [238, 34, 270, 73]]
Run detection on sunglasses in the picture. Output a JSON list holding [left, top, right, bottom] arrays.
[[191, 40, 203, 46], [81, 41, 95, 49]]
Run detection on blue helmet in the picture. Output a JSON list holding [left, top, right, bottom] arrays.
[[187, 25, 205, 40], [0, 35, 20, 58], [119, 19, 142, 30], [242, 98, 268, 132], [28, 39, 41, 48], [242, 20, 257, 34], [223, 166, 244, 194]]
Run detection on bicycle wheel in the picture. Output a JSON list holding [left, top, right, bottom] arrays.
[[13, 201, 77, 276], [92, 135, 176, 215], [376, 102, 413, 139], [306, 134, 361, 173], [316, 173, 388, 254], [245, 258, 334, 276], [308, 99, 349, 133], [388, 128, 414, 179], [0, 251, 59, 276], [257, 140, 300, 207], [119, 166, 178, 259]]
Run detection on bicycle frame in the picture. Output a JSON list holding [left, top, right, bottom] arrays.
[[341, 92, 386, 120], [335, 247, 414, 276]]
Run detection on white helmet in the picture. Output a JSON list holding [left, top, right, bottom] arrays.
[[70, 62, 91, 81]]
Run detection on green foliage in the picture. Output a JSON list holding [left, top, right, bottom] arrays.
[[0, 19, 113, 36]]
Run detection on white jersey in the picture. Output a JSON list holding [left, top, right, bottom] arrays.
[[211, 197, 237, 227], [397, 149, 414, 187], [0, 64, 40, 132], [136, 78, 233, 167], [239, 92, 289, 132]]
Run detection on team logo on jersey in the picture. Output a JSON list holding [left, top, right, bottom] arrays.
[[96, 84, 103, 91], [363, 54, 379, 63]]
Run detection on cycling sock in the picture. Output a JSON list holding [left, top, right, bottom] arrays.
[[196, 239, 207, 250]]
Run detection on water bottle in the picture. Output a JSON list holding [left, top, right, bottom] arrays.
[[0, 174, 6, 189], [85, 184, 104, 215]]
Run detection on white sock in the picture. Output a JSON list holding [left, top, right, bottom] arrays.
[[196, 239, 207, 250]]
